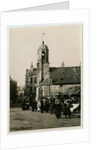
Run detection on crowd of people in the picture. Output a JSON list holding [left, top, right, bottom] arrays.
[[22, 94, 80, 119], [39, 96, 72, 119]]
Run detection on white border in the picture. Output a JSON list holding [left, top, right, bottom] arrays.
[[0, 9, 89, 149], [0, 0, 68, 11]]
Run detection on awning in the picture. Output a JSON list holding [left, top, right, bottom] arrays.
[[65, 86, 80, 96]]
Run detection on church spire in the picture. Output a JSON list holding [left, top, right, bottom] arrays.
[[31, 62, 33, 67], [30, 62, 33, 71], [61, 61, 65, 67]]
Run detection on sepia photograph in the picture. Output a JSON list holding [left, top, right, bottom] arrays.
[[9, 24, 82, 132]]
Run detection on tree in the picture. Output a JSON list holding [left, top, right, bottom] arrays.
[[10, 76, 17, 103]]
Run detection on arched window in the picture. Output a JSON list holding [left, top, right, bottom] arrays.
[[42, 51, 45, 61], [34, 77, 37, 83]]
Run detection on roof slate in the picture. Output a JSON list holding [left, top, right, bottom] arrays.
[[29, 66, 81, 86], [49, 66, 80, 85]]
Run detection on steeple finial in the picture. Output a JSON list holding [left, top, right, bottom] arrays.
[[41, 33, 46, 43]]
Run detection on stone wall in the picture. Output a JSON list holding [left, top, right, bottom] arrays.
[[42, 84, 80, 96], [43, 63, 49, 80]]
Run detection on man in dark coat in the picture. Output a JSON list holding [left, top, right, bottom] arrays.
[[40, 98, 44, 113], [32, 100, 37, 112], [50, 96, 55, 114], [55, 96, 62, 119]]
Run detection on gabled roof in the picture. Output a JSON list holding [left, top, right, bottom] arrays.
[[28, 66, 81, 86], [49, 66, 80, 85], [39, 66, 81, 86]]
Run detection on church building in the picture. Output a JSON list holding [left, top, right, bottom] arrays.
[[25, 41, 81, 101]]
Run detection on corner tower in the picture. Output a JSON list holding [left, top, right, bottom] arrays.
[[37, 41, 49, 83]]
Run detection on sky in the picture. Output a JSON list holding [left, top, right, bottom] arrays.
[[9, 24, 82, 86]]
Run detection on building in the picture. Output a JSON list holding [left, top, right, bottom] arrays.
[[25, 41, 81, 101], [17, 86, 25, 102], [17, 86, 25, 97]]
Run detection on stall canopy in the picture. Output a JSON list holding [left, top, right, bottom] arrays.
[[65, 86, 81, 96]]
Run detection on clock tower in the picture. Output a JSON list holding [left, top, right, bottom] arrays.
[[37, 41, 49, 83]]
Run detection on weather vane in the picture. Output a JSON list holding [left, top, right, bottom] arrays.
[[41, 32, 46, 42]]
